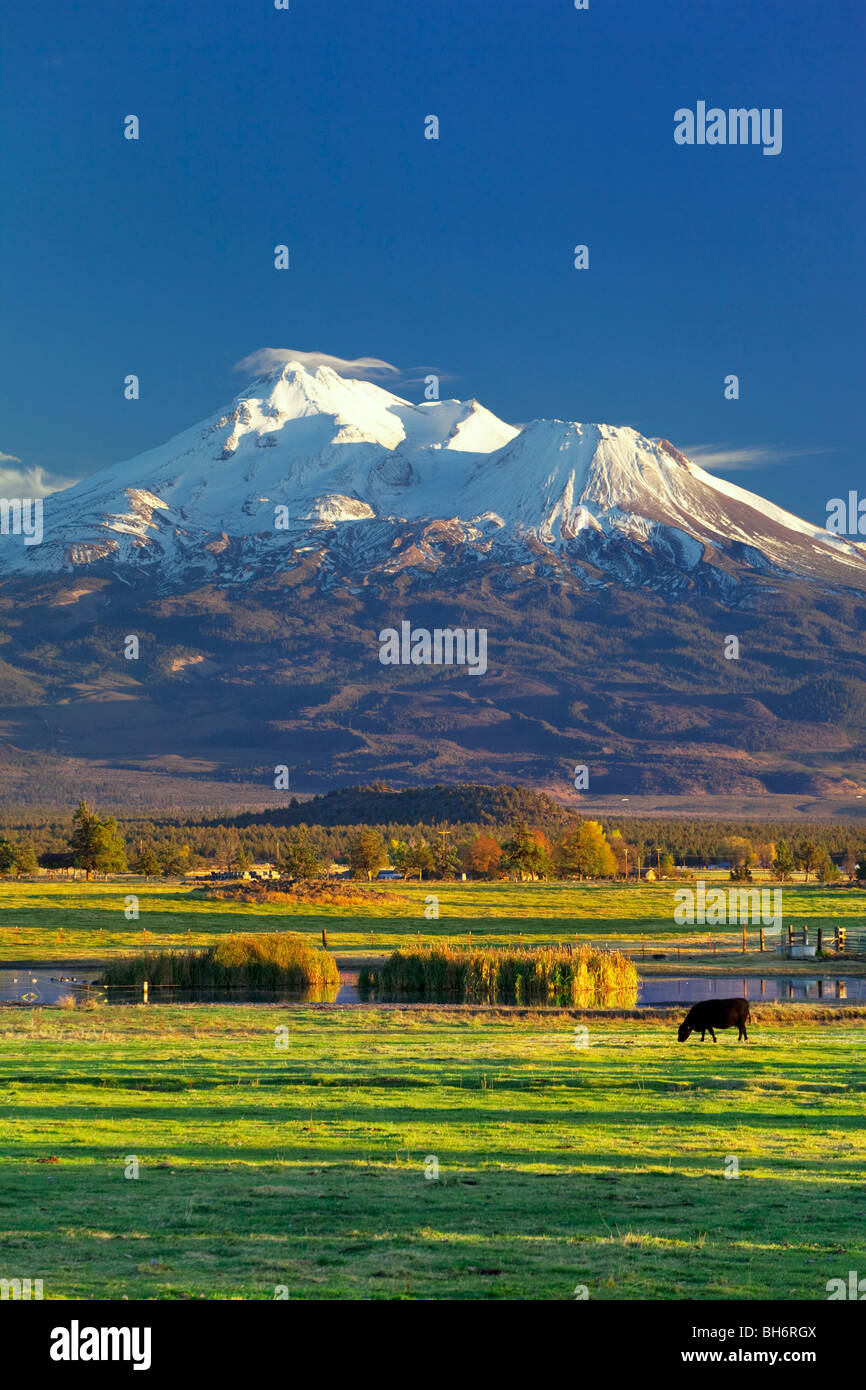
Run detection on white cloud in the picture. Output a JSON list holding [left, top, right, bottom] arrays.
[[0, 461, 79, 498], [684, 443, 829, 472], [233, 348, 401, 380]]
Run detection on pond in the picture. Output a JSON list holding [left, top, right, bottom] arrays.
[[0, 965, 341, 1007], [1, 966, 863, 1008], [637, 975, 865, 1005], [0, 966, 105, 1006]]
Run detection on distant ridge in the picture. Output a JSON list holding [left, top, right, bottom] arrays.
[[227, 782, 576, 830]]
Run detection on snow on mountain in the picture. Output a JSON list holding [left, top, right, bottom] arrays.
[[4, 359, 864, 595]]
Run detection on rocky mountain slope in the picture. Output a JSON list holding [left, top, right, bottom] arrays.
[[6, 361, 865, 598]]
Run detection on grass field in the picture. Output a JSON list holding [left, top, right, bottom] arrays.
[[1, 878, 865, 963], [2, 877, 864, 1301], [0, 1005, 864, 1300]]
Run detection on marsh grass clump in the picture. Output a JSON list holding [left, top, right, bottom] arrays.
[[361, 944, 637, 1006], [102, 933, 339, 992], [55, 993, 106, 1011]]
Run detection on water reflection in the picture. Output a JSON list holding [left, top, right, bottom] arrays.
[[638, 976, 860, 1005], [1, 966, 863, 1008]]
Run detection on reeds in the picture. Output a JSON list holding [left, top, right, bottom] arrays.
[[55, 993, 105, 1011], [360, 944, 637, 1006], [102, 933, 339, 991]]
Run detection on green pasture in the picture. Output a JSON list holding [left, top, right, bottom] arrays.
[[0, 1006, 863, 1300], [0, 879, 864, 964]]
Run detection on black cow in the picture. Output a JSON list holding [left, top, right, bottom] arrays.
[[677, 997, 750, 1043]]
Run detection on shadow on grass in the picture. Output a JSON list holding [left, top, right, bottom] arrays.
[[0, 1165, 862, 1300]]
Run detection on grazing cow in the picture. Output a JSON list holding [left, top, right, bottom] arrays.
[[677, 997, 750, 1043]]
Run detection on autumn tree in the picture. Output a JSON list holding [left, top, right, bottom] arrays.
[[159, 842, 192, 877], [608, 829, 630, 878], [500, 822, 551, 880], [554, 821, 616, 879], [459, 833, 502, 879], [722, 836, 754, 870], [754, 840, 776, 870]]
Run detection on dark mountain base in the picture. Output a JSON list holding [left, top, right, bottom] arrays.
[[1, 566, 866, 811]]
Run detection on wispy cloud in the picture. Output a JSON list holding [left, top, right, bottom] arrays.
[[684, 443, 830, 472], [399, 368, 459, 388], [0, 459, 79, 497], [233, 348, 401, 380]]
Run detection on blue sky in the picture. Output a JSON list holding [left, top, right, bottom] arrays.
[[0, 0, 863, 524]]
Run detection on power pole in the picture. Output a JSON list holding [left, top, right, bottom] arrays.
[[436, 824, 452, 858]]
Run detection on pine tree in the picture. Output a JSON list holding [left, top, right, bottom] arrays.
[[279, 828, 322, 879], [69, 803, 127, 877], [773, 839, 795, 881], [131, 846, 161, 878], [347, 829, 388, 881]]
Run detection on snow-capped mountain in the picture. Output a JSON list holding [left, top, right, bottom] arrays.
[[4, 359, 866, 807], [5, 360, 864, 596]]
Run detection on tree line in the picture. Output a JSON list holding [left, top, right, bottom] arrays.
[[5, 791, 866, 868], [0, 803, 859, 883]]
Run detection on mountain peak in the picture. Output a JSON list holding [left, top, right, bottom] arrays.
[[3, 358, 864, 597]]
